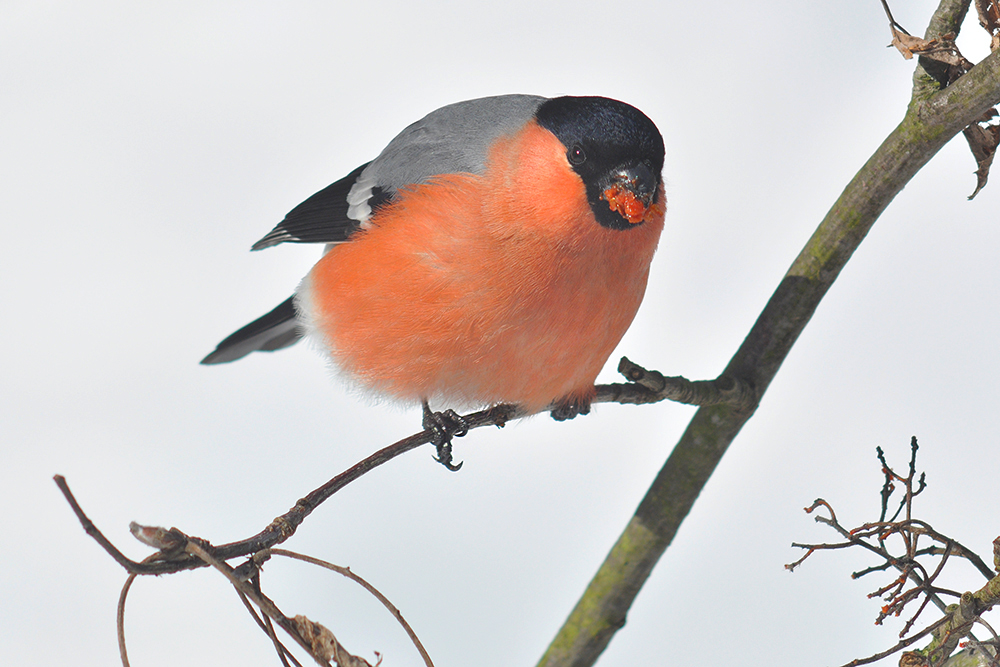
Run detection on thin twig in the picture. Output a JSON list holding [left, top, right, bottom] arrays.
[[879, 0, 912, 35], [234, 581, 301, 667], [838, 615, 952, 667], [116, 574, 136, 667], [55, 475, 146, 572]]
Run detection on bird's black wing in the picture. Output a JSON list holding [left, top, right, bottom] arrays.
[[251, 162, 375, 250]]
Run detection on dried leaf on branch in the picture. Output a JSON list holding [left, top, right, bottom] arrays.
[[294, 616, 376, 667], [975, 0, 1000, 51], [889, 27, 974, 75], [882, 0, 1000, 198], [963, 111, 1000, 199]]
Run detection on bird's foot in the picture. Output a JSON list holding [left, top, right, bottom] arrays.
[[422, 401, 467, 471], [550, 397, 592, 422]]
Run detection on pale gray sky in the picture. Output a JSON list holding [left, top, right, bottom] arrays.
[[3, 1, 999, 666]]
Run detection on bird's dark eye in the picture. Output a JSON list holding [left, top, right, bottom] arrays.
[[567, 144, 587, 165]]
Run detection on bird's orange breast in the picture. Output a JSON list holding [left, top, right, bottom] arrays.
[[297, 120, 664, 412]]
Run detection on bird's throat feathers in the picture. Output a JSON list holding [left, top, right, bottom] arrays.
[[482, 119, 665, 255]]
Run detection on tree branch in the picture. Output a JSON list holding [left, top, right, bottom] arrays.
[[537, 10, 1000, 667]]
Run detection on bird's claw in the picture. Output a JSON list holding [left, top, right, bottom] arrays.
[[422, 403, 467, 471], [550, 397, 592, 422], [432, 442, 464, 471]]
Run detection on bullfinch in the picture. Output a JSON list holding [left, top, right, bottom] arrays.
[[202, 94, 665, 440]]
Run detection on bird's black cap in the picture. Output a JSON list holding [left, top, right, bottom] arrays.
[[536, 96, 665, 230]]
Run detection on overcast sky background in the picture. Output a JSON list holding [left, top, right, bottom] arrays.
[[4, 2, 1000, 666]]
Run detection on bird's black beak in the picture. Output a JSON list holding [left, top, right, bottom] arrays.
[[600, 161, 661, 225]]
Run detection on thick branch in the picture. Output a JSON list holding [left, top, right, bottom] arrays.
[[537, 32, 1000, 667]]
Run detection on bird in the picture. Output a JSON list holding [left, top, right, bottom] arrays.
[[202, 94, 665, 463]]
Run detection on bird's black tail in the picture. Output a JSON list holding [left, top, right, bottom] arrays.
[[201, 295, 302, 364]]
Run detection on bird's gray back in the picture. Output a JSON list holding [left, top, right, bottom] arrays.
[[350, 95, 548, 209]]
